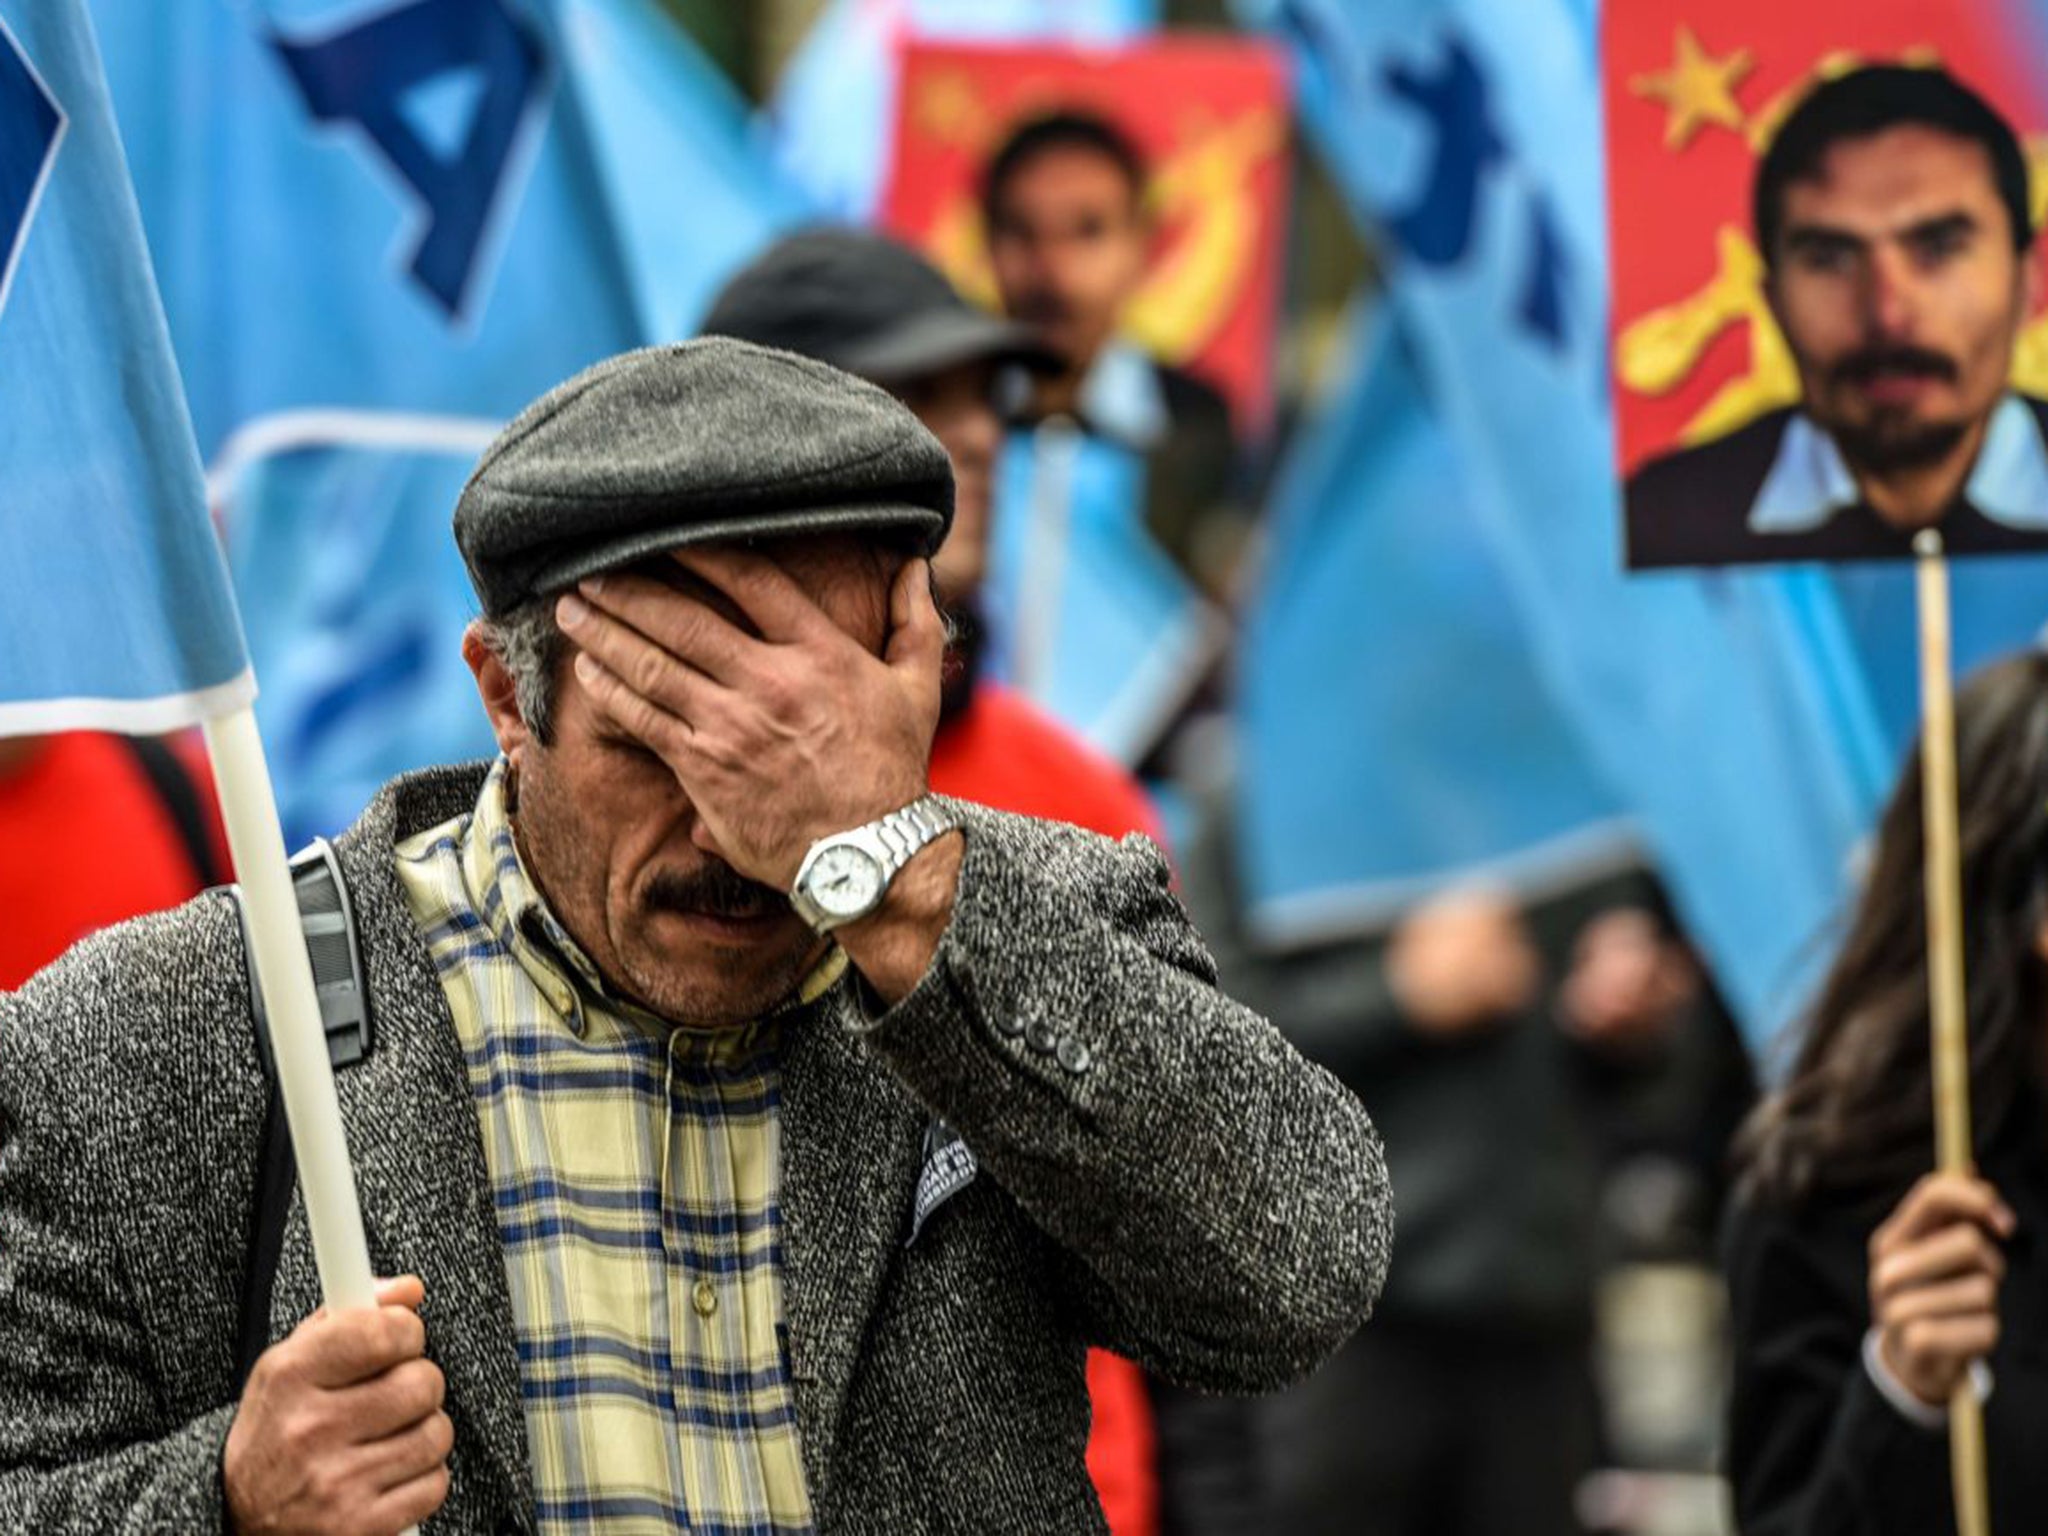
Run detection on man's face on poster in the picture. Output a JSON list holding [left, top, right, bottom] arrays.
[[986, 146, 1150, 371], [1767, 125, 2035, 480]]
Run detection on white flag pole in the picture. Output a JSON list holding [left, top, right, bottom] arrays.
[[203, 705, 420, 1536], [202, 704, 376, 1310], [1017, 417, 1079, 701]]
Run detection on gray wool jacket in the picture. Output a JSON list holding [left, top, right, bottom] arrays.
[[0, 763, 1391, 1536]]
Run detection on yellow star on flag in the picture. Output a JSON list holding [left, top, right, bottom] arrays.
[[1632, 27, 1754, 151], [913, 68, 982, 145]]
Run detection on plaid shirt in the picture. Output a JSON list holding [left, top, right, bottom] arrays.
[[395, 762, 829, 1535]]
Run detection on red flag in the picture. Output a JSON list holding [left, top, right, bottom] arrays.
[[880, 37, 1290, 438]]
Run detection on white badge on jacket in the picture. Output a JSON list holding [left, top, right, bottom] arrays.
[[906, 1119, 978, 1246]]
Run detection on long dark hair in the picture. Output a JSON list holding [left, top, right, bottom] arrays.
[[1739, 649, 2048, 1209]]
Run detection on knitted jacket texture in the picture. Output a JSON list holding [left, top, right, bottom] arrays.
[[0, 763, 1391, 1535]]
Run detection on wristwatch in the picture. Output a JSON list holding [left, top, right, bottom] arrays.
[[790, 796, 960, 934]]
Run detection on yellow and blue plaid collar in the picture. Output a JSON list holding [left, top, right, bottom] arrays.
[[461, 759, 847, 1048]]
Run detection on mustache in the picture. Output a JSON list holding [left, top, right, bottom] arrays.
[[1831, 346, 1958, 388], [1011, 291, 1075, 328], [644, 861, 787, 920]]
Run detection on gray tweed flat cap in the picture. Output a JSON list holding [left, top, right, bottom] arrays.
[[454, 337, 955, 617]]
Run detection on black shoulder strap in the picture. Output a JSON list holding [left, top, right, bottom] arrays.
[[233, 840, 374, 1390], [124, 735, 226, 888], [238, 1072, 297, 1391]]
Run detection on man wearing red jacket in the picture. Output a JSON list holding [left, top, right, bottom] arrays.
[[704, 227, 1262, 1536]]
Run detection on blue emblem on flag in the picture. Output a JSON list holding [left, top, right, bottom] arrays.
[[0, 16, 63, 319], [269, 0, 548, 322]]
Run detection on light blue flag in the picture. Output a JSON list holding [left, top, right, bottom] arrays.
[[221, 445, 493, 841], [768, 0, 1159, 221], [1829, 561, 2048, 755], [1238, 0, 1897, 1043], [559, 0, 809, 343], [980, 421, 1227, 764], [1236, 303, 1635, 945], [0, 0, 249, 736], [93, 0, 802, 842]]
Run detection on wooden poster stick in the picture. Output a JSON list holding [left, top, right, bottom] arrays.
[[1912, 527, 1991, 1536]]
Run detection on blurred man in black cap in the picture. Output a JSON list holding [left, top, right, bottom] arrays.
[[700, 227, 1160, 801], [701, 226, 1052, 624], [0, 337, 1388, 1536], [705, 226, 1272, 1536]]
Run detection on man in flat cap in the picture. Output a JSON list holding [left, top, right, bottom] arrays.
[[0, 338, 1390, 1536]]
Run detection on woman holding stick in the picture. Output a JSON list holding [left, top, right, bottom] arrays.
[[1725, 649, 2048, 1534]]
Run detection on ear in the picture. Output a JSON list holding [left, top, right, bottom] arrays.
[[463, 622, 532, 764], [2023, 247, 2040, 319], [2032, 912, 2048, 966]]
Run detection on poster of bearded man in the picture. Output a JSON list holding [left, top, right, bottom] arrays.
[[1608, 2, 2048, 570]]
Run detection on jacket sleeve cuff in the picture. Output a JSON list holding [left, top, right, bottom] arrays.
[[845, 820, 1110, 1108], [1860, 1327, 1994, 1430]]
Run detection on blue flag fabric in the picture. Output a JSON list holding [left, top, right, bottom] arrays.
[[0, 0, 249, 735], [982, 423, 1227, 764], [220, 442, 495, 841], [1236, 304, 1636, 944], [558, 0, 809, 343], [93, 0, 801, 842], [1830, 561, 2048, 755], [1238, 0, 1898, 1043]]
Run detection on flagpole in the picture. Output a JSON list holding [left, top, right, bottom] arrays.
[[1912, 529, 1992, 1536], [203, 704, 376, 1306], [1017, 417, 1079, 699], [202, 705, 421, 1536]]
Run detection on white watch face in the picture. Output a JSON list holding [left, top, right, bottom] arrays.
[[806, 843, 885, 918]]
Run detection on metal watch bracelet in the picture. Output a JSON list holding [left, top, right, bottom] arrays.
[[791, 796, 959, 933]]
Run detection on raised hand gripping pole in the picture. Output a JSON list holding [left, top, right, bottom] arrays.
[[1913, 528, 1992, 1536]]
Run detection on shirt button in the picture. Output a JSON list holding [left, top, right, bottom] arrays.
[[1026, 1018, 1060, 1053], [693, 1279, 718, 1318], [1056, 1034, 1092, 1075]]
